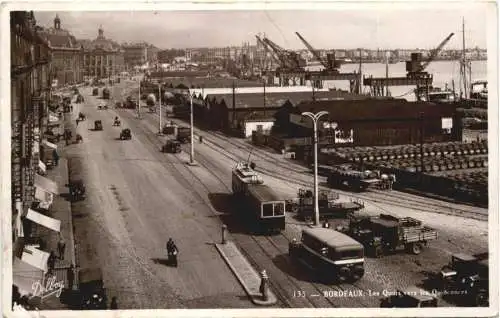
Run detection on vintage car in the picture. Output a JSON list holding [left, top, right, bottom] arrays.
[[120, 128, 132, 140], [77, 268, 107, 310], [162, 140, 181, 153], [94, 120, 103, 131], [92, 88, 99, 96]]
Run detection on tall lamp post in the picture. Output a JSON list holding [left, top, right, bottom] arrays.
[[301, 111, 329, 226], [189, 93, 195, 164], [158, 83, 163, 134]]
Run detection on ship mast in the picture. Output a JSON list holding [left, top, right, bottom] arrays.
[[461, 17, 468, 99]]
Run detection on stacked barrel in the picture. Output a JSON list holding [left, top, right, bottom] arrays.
[[325, 141, 488, 205]]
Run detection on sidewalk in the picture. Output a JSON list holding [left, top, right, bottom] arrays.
[[215, 241, 277, 306], [28, 105, 78, 309]]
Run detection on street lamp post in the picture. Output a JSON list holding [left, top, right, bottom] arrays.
[[158, 83, 162, 134], [189, 93, 195, 164], [301, 111, 329, 226]]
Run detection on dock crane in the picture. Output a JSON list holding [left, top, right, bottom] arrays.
[[295, 31, 361, 92], [255, 35, 281, 71], [261, 36, 307, 86], [407, 33, 455, 79], [262, 36, 304, 70], [295, 32, 340, 71], [363, 32, 454, 100]]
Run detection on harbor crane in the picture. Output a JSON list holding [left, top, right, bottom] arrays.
[[295, 31, 361, 92], [255, 35, 281, 71], [262, 36, 304, 71], [406, 33, 455, 78], [363, 32, 455, 99], [295, 32, 341, 71], [260, 36, 307, 86]]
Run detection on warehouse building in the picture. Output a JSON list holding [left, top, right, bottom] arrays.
[[196, 90, 368, 137], [273, 98, 461, 150]]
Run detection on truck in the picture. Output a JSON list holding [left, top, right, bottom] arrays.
[[341, 213, 438, 257], [102, 88, 110, 100], [288, 188, 364, 220], [125, 96, 137, 109], [327, 164, 387, 192], [70, 268, 107, 310], [146, 93, 156, 106], [439, 253, 489, 306], [176, 127, 191, 143]]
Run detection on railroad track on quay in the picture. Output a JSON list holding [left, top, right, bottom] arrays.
[[117, 107, 380, 307]]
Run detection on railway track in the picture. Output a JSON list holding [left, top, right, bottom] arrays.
[[145, 108, 487, 221], [119, 107, 380, 308]]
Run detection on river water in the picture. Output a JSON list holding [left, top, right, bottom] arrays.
[[308, 60, 487, 101]]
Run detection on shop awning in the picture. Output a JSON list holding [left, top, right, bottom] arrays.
[[34, 187, 53, 205], [22, 246, 49, 273], [26, 209, 60, 232], [34, 174, 58, 194], [41, 139, 57, 150], [13, 257, 45, 296], [38, 160, 46, 173]]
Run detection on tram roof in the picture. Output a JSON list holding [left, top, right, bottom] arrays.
[[247, 184, 283, 202], [302, 228, 363, 250]]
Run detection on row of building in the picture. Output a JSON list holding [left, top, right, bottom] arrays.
[[150, 75, 461, 146], [179, 40, 487, 66], [23, 13, 161, 88]]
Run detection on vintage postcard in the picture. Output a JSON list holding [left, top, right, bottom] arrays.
[[1, 1, 498, 317]]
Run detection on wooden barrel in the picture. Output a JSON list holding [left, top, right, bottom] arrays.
[[461, 162, 468, 169], [440, 164, 447, 171], [468, 161, 476, 168], [483, 160, 488, 167], [432, 164, 439, 171], [447, 163, 454, 170], [454, 162, 462, 169]]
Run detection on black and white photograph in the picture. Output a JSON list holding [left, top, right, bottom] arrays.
[[2, 1, 498, 316]]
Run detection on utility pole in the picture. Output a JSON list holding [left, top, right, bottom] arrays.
[[190, 93, 195, 164], [385, 51, 389, 97], [158, 83, 162, 134], [138, 76, 141, 118], [419, 112, 425, 173], [461, 17, 468, 99]]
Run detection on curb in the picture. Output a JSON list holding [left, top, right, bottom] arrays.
[[214, 242, 277, 306]]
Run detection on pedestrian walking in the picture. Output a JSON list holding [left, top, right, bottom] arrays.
[[76, 118, 79, 127], [53, 150, 59, 166], [110, 297, 118, 309], [57, 234, 66, 260], [67, 265, 74, 290], [47, 251, 56, 275]]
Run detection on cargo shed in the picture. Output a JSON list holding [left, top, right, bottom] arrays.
[[203, 90, 365, 136], [279, 99, 461, 148]]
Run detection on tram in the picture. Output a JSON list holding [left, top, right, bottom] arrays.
[[232, 162, 286, 233]]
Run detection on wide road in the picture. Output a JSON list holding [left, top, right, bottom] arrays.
[[122, 87, 489, 308], [64, 81, 256, 309]]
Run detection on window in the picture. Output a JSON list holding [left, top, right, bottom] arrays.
[[262, 203, 273, 217], [274, 202, 285, 216]]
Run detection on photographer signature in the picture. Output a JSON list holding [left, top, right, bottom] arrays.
[[31, 275, 64, 299]]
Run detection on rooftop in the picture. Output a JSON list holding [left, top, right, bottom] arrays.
[[302, 228, 363, 249], [293, 98, 457, 121], [208, 90, 365, 110]]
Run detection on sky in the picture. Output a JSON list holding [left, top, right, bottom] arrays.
[[32, 3, 491, 50]]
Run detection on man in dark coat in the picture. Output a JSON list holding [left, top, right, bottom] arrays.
[[67, 264, 74, 290]]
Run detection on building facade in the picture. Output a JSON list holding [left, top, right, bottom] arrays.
[[79, 26, 124, 79], [123, 43, 147, 68], [11, 10, 52, 253], [39, 14, 83, 87]]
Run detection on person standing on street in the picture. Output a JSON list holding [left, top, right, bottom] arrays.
[[110, 297, 118, 309], [67, 264, 74, 290], [53, 150, 59, 166], [57, 234, 66, 260], [47, 251, 56, 275]]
